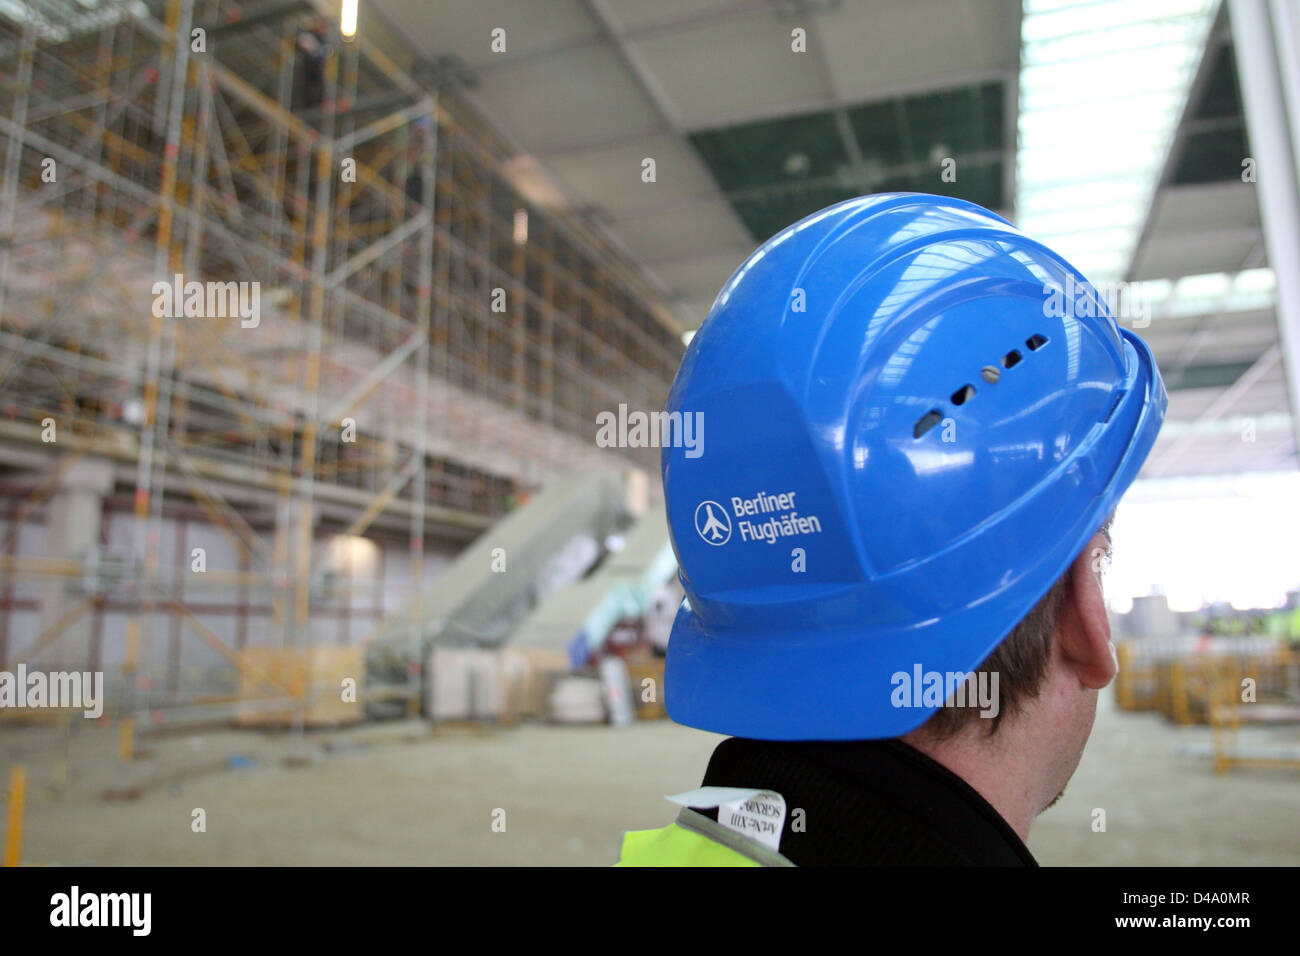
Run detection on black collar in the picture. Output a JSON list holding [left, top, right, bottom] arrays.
[[698, 737, 1038, 866]]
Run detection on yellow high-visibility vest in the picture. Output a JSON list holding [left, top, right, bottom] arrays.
[[615, 809, 795, 867]]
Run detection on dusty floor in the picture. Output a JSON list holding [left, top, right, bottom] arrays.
[[2, 694, 1296, 866]]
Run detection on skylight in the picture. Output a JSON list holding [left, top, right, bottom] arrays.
[[1016, 0, 1219, 285]]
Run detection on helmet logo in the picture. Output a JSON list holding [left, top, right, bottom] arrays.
[[694, 500, 732, 545]]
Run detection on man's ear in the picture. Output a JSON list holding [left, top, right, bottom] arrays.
[[1058, 532, 1117, 690]]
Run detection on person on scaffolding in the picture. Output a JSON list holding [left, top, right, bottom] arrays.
[[295, 17, 331, 113]]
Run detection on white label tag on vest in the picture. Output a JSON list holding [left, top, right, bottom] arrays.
[[666, 787, 788, 852]]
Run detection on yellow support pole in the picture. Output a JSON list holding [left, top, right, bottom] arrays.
[[118, 715, 134, 763], [4, 765, 26, 867], [1171, 659, 1189, 725], [1115, 642, 1133, 710]]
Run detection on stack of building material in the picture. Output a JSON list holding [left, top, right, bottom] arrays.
[[426, 646, 572, 723], [500, 648, 570, 722], [425, 647, 503, 722], [234, 645, 364, 727], [625, 655, 667, 720], [547, 676, 606, 724]]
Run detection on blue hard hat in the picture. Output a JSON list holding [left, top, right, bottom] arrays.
[[661, 193, 1166, 740]]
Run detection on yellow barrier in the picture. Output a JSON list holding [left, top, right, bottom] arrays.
[[4, 765, 25, 867], [1207, 648, 1300, 774]]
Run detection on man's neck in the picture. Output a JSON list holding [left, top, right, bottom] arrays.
[[901, 723, 1044, 843]]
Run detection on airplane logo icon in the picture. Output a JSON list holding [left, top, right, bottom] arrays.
[[694, 500, 731, 545]]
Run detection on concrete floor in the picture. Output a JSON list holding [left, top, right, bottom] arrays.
[[2, 693, 1297, 865]]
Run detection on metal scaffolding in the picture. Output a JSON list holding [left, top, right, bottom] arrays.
[[0, 0, 684, 744]]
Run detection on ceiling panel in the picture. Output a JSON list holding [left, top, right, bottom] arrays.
[[1148, 182, 1259, 233], [651, 249, 755, 300], [373, 0, 600, 66], [601, 0, 745, 34], [819, 0, 1015, 100], [469, 45, 662, 154], [626, 14, 830, 128], [610, 197, 753, 266], [546, 135, 722, 219], [692, 79, 1007, 242], [1132, 231, 1262, 279], [1140, 309, 1278, 367]]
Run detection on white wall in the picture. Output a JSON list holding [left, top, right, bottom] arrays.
[[0, 507, 460, 703]]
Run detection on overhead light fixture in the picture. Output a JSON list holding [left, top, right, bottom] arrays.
[[341, 0, 358, 39], [1126, 267, 1276, 321], [499, 154, 568, 210]]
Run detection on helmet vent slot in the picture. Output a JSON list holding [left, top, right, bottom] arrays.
[[914, 337, 1048, 439], [913, 409, 943, 438]]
